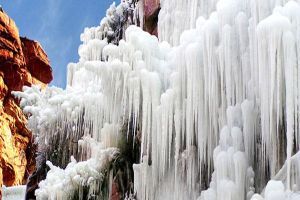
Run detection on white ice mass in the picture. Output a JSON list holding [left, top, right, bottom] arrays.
[[13, 0, 300, 199]]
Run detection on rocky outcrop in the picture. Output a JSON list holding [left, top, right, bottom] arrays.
[[21, 38, 53, 84], [144, 0, 160, 36], [0, 9, 52, 192]]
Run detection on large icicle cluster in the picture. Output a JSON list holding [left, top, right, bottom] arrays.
[[200, 101, 256, 200], [35, 148, 119, 200], [158, 0, 219, 45], [14, 0, 300, 199]]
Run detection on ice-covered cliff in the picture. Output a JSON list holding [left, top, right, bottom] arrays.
[[14, 0, 300, 199]]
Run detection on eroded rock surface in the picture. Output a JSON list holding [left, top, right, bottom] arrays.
[[0, 10, 52, 191]]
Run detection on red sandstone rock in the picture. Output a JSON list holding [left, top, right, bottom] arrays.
[[144, 0, 160, 36], [144, 0, 160, 18], [21, 38, 53, 84], [0, 9, 52, 188], [111, 180, 121, 200]]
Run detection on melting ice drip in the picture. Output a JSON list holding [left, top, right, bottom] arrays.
[[14, 0, 300, 199]]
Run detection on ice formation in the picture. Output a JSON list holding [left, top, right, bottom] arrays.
[[13, 0, 300, 199], [2, 185, 26, 200], [35, 148, 119, 199]]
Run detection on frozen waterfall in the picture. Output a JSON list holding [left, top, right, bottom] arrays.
[[14, 0, 300, 199]]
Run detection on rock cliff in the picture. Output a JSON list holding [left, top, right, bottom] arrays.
[[0, 9, 52, 190]]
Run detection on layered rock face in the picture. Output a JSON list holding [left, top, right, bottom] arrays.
[[0, 10, 52, 188]]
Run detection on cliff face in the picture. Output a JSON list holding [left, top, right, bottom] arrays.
[[0, 10, 52, 188]]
